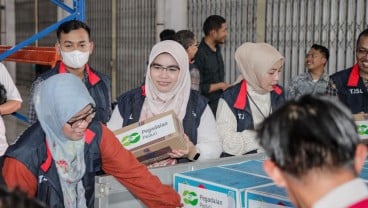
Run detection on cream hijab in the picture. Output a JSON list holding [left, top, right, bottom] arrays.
[[235, 42, 284, 94], [34, 73, 95, 208], [141, 40, 191, 121]]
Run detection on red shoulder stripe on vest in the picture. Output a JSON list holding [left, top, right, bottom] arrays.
[[234, 80, 247, 110], [86, 65, 101, 85], [347, 64, 360, 87], [58, 62, 101, 86], [273, 85, 282, 95], [141, 85, 146, 96], [58, 62, 67, 73], [40, 141, 52, 172], [85, 128, 96, 144], [349, 198, 368, 208]]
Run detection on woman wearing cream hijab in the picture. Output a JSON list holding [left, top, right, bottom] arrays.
[[216, 42, 285, 156], [108, 40, 222, 165]]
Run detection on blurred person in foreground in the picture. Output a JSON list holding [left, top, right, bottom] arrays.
[[257, 95, 368, 208], [0, 186, 48, 208], [2, 73, 181, 208]]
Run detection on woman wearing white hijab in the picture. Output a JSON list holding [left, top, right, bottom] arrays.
[[2, 73, 181, 208], [108, 40, 222, 165], [217, 42, 285, 156]]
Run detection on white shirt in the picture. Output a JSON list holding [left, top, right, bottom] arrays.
[[0, 63, 23, 155], [107, 105, 222, 161], [313, 178, 368, 208]]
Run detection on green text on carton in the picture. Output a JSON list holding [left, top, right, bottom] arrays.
[[116, 114, 177, 150]]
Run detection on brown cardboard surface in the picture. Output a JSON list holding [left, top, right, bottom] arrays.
[[113, 110, 187, 165]]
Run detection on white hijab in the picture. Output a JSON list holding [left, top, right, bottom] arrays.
[[235, 42, 284, 94], [141, 40, 191, 121], [34, 73, 95, 208]]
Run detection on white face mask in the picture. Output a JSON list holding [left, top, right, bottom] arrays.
[[60, 49, 90, 69]]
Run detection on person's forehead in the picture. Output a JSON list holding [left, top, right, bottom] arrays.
[[72, 105, 92, 117], [220, 23, 227, 30], [59, 28, 89, 42], [357, 36, 368, 47], [307, 48, 322, 55]]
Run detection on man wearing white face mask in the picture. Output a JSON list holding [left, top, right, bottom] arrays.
[[28, 20, 111, 124]]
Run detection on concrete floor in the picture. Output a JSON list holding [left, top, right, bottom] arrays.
[[4, 83, 31, 144]]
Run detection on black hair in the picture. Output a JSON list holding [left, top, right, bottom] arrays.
[[357, 28, 368, 48], [311, 44, 330, 61], [257, 95, 359, 178], [203, 15, 226, 36], [159, 29, 176, 41], [174, 30, 195, 49], [56, 20, 91, 41], [0, 186, 48, 208]]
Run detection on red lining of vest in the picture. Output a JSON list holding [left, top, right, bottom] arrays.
[[58, 62, 100, 85], [347, 64, 360, 87], [40, 141, 52, 172], [349, 198, 368, 208], [233, 80, 282, 110], [141, 85, 146, 96], [234, 80, 247, 110], [273, 85, 282, 95], [40, 128, 95, 172]]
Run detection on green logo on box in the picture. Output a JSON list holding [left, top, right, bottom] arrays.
[[183, 190, 198, 206], [121, 132, 140, 146], [357, 124, 368, 135]]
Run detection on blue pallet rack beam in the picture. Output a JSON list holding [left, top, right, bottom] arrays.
[[0, 0, 85, 61]]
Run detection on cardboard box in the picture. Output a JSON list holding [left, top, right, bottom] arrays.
[[353, 114, 368, 141], [113, 110, 186, 165], [245, 184, 293, 208], [173, 161, 273, 208]]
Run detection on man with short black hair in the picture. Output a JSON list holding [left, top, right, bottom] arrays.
[[287, 44, 330, 99], [195, 15, 230, 115], [28, 19, 111, 124], [257, 95, 368, 208], [327, 29, 368, 114]]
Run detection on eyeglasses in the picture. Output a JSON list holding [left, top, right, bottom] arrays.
[[356, 48, 368, 57], [150, 63, 180, 74], [67, 107, 96, 129]]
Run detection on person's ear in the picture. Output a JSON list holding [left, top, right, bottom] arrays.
[[354, 143, 367, 174], [322, 57, 327, 66], [89, 41, 94, 55], [55, 42, 61, 56], [263, 159, 287, 187]]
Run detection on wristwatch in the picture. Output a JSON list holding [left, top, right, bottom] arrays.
[[192, 152, 200, 161], [188, 147, 200, 161]]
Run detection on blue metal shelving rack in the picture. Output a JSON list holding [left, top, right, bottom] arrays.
[[0, 0, 85, 61]]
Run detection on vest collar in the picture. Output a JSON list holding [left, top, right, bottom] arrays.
[[141, 85, 146, 96], [233, 80, 247, 110], [58, 62, 101, 86], [233, 80, 282, 110], [347, 64, 360, 87], [40, 128, 96, 172]]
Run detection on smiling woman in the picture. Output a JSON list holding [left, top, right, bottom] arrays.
[[1, 73, 181, 208], [107, 40, 222, 166]]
